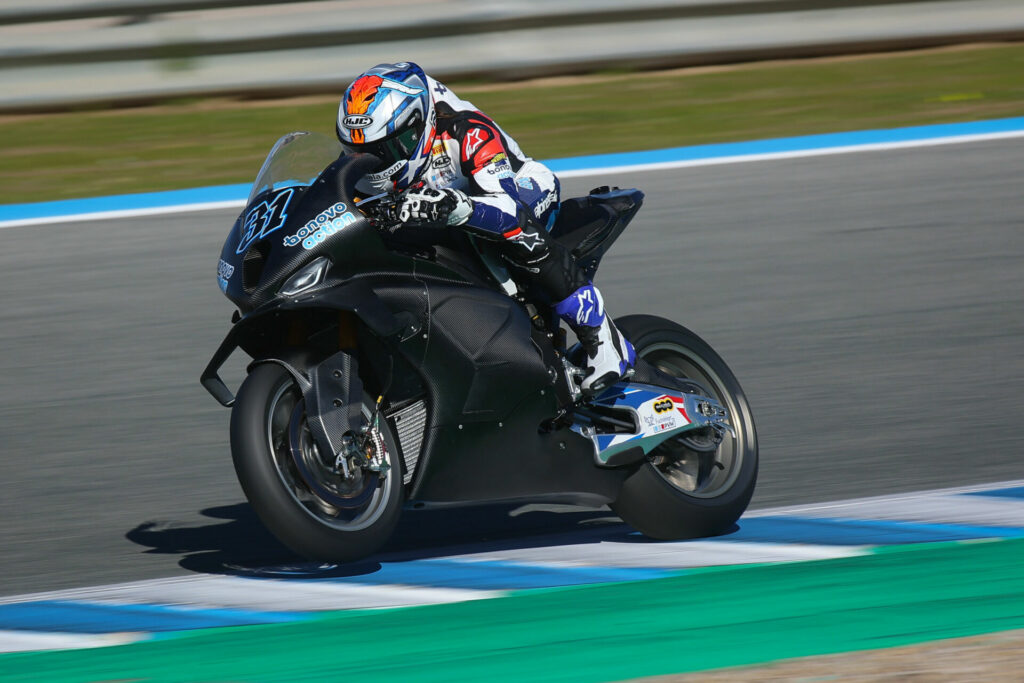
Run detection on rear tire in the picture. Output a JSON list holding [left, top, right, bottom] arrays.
[[610, 315, 758, 539], [230, 363, 403, 562]]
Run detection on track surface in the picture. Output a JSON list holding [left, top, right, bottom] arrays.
[[2, 138, 1022, 596]]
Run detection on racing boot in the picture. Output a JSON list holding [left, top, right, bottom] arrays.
[[555, 283, 636, 395]]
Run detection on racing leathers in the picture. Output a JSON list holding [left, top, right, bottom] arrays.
[[366, 78, 635, 394]]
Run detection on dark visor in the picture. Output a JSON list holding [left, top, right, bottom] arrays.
[[342, 111, 423, 171]]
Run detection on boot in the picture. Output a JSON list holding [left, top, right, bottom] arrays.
[[555, 283, 636, 394]]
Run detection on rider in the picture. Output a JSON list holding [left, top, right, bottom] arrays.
[[336, 61, 635, 394]]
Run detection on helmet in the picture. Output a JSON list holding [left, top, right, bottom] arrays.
[[336, 62, 435, 192]]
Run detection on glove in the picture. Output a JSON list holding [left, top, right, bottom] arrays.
[[395, 188, 472, 228]]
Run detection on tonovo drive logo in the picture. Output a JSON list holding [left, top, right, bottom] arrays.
[[344, 115, 372, 128]]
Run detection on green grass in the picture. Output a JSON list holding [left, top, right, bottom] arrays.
[[3, 43, 1024, 205]]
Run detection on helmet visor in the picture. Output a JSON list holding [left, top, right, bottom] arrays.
[[341, 111, 424, 172]]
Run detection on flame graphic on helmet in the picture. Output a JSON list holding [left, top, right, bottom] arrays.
[[344, 75, 383, 144]]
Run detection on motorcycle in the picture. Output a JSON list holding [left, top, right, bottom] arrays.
[[201, 131, 758, 562]]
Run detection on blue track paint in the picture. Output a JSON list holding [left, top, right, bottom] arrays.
[[4, 117, 1024, 225], [0, 183, 250, 224], [545, 116, 1024, 172], [0, 600, 304, 634], [966, 486, 1024, 500], [311, 559, 672, 591], [728, 516, 1024, 546]]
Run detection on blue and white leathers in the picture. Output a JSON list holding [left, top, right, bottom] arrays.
[[355, 75, 560, 239], [554, 284, 637, 393], [348, 66, 634, 392]]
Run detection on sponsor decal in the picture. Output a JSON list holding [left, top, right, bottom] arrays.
[[283, 202, 358, 250], [439, 167, 458, 184], [643, 413, 679, 431], [516, 177, 535, 191], [217, 259, 234, 292], [343, 115, 372, 128], [433, 154, 452, 168], [365, 160, 404, 183], [533, 190, 556, 218], [506, 228, 545, 254], [485, 160, 514, 178], [237, 187, 293, 255], [464, 128, 488, 157], [490, 153, 507, 164], [574, 287, 596, 325], [649, 395, 691, 422]]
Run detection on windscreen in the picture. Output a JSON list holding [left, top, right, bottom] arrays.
[[247, 131, 344, 204]]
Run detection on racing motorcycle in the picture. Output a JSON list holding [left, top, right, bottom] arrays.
[[202, 131, 758, 562]]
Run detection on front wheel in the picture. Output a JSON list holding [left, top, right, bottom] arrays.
[[230, 363, 403, 562], [610, 315, 758, 539]]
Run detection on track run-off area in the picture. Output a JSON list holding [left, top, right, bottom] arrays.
[[2, 118, 1024, 680]]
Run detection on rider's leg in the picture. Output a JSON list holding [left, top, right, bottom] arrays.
[[551, 281, 636, 394], [456, 159, 635, 393], [489, 223, 636, 394]]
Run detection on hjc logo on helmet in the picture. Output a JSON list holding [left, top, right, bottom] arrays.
[[343, 115, 372, 128]]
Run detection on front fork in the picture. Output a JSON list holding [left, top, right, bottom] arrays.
[[257, 350, 382, 481]]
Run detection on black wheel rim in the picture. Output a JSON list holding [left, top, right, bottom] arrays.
[[641, 343, 748, 498], [265, 379, 393, 531]]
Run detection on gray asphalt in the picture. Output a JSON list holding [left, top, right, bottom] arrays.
[[2, 138, 1022, 596]]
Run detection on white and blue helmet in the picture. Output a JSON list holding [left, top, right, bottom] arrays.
[[336, 62, 436, 191]]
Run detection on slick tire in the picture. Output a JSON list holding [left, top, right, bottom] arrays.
[[610, 315, 758, 540], [230, 363, 403, 563]]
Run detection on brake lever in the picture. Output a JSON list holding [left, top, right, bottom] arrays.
[[356, 191, 401, 232], [355, 192, 391, 206]]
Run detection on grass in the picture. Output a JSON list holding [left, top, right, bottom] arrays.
[[2, 43, 1024, 205]]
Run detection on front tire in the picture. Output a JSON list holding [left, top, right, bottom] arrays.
[[230, 363, 403, 562], [610, 315, 758, 539]]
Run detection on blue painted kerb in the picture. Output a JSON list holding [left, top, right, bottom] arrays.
[[3, 117, 1023, 224]]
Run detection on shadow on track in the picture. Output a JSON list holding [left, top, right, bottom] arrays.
[[126, 501, 634, 579]]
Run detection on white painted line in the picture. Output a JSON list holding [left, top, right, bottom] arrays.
[[0, 630, 146, 653], [749, 479, 1024, 517], [555, 130, 1024, 178], [447, 541, 867, 569], [0, 574, 500, 612], [0, 200, 246, 230]]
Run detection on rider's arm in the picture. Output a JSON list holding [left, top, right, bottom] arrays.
[[456, 120, 526, 234]]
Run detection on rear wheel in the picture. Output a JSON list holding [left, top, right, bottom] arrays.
[[230, 363, 403, 562], [610, 315, 758, 539]]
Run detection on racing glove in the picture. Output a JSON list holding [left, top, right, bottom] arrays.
[[395, 188, 473, 228]]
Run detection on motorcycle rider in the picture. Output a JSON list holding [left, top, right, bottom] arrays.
[[336, 61, 635, 394]]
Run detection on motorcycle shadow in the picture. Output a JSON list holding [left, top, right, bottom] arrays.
[[125, 501, 641, 580]]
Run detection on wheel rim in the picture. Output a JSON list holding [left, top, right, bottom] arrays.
[[641, 342, 748, 499], [265, 379, 394, 531]]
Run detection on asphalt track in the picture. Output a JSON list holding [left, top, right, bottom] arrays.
[[2, 137, 1023, 598]]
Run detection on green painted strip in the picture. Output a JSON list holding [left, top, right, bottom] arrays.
[[4, 538, 1024, 682]]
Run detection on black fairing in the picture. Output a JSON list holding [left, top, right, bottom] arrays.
[[551, 187, 644, 280], [206, 150, 645, 507], [220, 153, 416, 313]]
